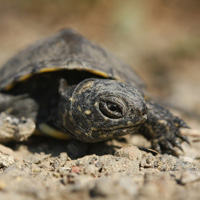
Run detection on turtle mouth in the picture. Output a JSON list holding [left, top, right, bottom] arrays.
[[102, 119, 145, 132], [103, 123, 142, 132], [102, 114, 147, 131], [118, 123, 141, 130]]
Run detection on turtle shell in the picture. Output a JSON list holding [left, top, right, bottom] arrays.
[[0, 29, 145, 92]]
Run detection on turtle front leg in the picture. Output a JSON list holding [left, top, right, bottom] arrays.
[[139, 100, 189, 154], [0, 93, 36, 143], [0, 112, 35, 143]]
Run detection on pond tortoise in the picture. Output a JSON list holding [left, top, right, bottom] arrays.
[[0, 29, 189, 153]]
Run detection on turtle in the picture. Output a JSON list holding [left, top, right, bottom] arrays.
[[0, 28, 189, 153]]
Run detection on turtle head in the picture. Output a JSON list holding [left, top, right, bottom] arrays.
[[57, 78, 147, 142]]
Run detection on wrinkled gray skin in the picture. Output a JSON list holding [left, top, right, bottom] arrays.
[[57, 78, 147, 142], [0, 29, 189, 153]]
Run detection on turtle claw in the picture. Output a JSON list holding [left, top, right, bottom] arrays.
[[165, 141, 176, 152], [179, 134, 190, 145], [172, 139, 184, 152], [159, 138, 178, 153], [158, 126, 189, 154], [151, 140, 161, 153], [140, 101, 189, 154], [151, 134, 185, 154]]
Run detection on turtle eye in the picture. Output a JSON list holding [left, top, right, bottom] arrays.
[[99, 100, 124, 119]]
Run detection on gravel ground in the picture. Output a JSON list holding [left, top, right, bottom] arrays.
[[0, 132, 200, 200]]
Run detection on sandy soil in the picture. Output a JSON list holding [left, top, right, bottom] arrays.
[[0, 133, 200, 200]]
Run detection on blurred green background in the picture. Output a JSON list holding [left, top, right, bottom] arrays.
[[0, 0, 199, 128]]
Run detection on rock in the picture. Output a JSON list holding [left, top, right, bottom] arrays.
[[0, 152, 15, 168], [114, 145, 142, 162]]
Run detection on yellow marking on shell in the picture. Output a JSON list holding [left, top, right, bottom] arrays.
[[5, 67, 63, 91], [4, 66, 111, 91], [38, 123, 71, 140], [37, 67, 62, 73], [4, 83, 15, 91], [18, 73, 32, 82], [4, 67, 63, 91], [77, 68, 110, 78], [84, 110, 91, 115], [67, 60, 111, 78]]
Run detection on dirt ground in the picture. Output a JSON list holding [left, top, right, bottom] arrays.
[[0, 1, 200, 200], [0, 134, 200, 200]]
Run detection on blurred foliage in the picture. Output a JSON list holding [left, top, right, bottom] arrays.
[[171, 38, 200, 59]]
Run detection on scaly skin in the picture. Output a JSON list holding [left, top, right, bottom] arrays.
[[0, 112, 35, 143], [140, 100, 189, 154]]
